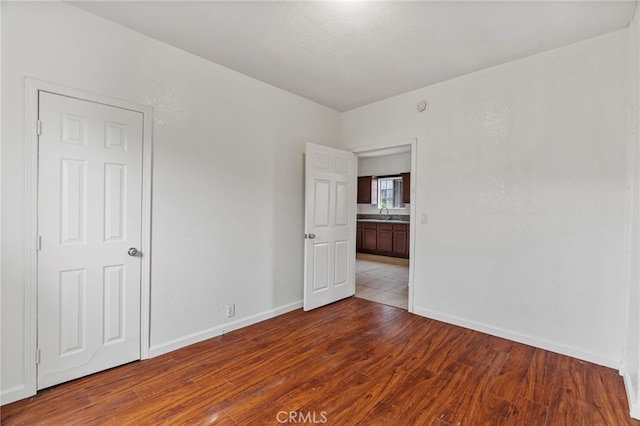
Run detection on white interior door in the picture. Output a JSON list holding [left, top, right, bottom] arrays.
[[304, 143, 357, 311], [37, 92, 143, 389]]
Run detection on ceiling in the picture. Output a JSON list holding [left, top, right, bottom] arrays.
[[71, 1, 637, 112]]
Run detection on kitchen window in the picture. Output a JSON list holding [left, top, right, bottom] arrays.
[[378, 177, 403, 209]]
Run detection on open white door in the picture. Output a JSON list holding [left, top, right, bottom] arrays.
[[304, 143, 357, 311]]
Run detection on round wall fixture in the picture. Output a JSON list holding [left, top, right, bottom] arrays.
[[416, 100, 428, 112]]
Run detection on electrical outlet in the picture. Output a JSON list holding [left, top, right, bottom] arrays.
[[226, 304, 235, 317], [421, 212, 428, 223]]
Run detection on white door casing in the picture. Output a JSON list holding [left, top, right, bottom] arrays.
[[304, 143, 357, 311], [37, 92, 143, 389], [349, 138, 417, 314]]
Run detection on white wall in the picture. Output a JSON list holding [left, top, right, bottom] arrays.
[[1, 1, 341, 403], [2, 0, 636, 410], [623, 1, 640, 419], [357, 152, 411, 215], [342, 29, 631, 367], [358, 152, 411, 177]]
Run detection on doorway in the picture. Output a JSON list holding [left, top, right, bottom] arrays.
[[350, 139, 416, 312]]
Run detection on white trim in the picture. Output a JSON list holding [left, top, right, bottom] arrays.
[[139, 92, 153, 360], [621, 9, 639, 388], [23, 78, 153, 399], [24, 78, 39, 400], [148, 301, 303, 358], [349, 138, 417, 313], [414, 305, 621, 369], [0, 2, 3, 403], [623, 368, 640, 419], [621, 10, 640, 420], [0, 385, 27, 406], [348, 138, 416, 155], [408, 141, 417, 313]]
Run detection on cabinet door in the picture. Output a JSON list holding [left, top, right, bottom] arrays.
[[357, 176, 378, 204], [356, 223, 363, 250], [393, 229, 407, 257], [401, 172, 411, 204], [357, 177, 368, 203], [393, 224, 409, 258], [362, 229, 377, 250], [377, 223, 393, 252]]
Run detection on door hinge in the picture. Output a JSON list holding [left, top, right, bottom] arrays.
[[36, 120, 42, 136], [35, 349, 41, 364], [37, 236, 42, 251]]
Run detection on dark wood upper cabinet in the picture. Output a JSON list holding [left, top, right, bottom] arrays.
[[357, 176, 378, 204], [401, 172, 410, 204]]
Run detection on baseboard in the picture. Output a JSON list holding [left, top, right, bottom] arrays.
[[148, 300, 303, 358], [631, 398, 640, 419], [622, 367, 640, 420], [1, 384, 26, 406], [413, 306, 620, 369]]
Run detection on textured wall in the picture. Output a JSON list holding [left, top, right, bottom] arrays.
[[1, 1, 340, 403], [342, 29, 630, 367]]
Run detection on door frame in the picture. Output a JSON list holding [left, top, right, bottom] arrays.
[[23, 78, 153, 398], [348, 138, 417, 313]]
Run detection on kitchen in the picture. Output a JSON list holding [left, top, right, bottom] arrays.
[[354, 149, 411, 310]]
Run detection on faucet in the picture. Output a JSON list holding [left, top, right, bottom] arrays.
[[379, 207, 389, 220]]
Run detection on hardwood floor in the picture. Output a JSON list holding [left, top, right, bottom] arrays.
[[2, 297, 637, 425]]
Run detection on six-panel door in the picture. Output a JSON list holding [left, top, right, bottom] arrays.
[[37, 92, 143, 389], [304, 143, 356, 311]]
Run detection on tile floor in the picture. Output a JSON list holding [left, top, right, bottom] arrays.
[[355, 253, 409, 309]]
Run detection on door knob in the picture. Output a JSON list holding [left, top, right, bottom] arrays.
[[305, 234, 316, 239], [128, 247, 140, 257]]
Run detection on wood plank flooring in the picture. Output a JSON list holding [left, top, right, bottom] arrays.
[[2, 297, 637, 425]]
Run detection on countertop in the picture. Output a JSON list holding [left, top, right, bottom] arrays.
[[357, 219, 410, 224]]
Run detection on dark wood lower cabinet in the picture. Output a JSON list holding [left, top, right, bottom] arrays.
[[393, 225, 408, 255], [356, 221, 409, 258], [376, 224, 393, 252], [362, 224, 377, 250]]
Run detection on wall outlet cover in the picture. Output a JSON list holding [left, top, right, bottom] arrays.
[[226, 304, 235, 317]]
